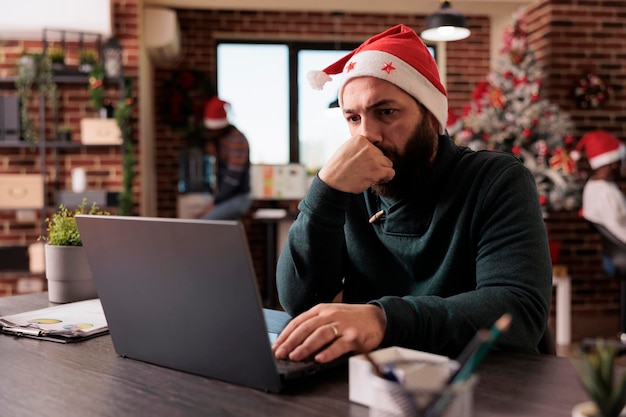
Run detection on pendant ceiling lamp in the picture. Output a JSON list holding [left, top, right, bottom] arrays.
[[421, 0, 471, 42]]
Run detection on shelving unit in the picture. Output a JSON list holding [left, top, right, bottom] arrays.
[[0, 29, 131, 292]]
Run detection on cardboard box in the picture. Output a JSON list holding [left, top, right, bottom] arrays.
[[0, 174, 43, 209], [80, 118, 122, 145]]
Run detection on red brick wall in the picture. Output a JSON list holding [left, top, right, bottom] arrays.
[[0, 0, 139, 295], [526, 0, 626, 339]]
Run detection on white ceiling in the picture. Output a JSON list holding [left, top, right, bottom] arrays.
[[142, 0, 531, 18]]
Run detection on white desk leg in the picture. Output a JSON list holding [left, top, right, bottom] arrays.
[[554, 276, 571, 346]]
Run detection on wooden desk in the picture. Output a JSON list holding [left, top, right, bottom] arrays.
[[0, 293, 590, 417]]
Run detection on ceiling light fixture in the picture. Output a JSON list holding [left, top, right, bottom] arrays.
[[421, 0, 471, 42]]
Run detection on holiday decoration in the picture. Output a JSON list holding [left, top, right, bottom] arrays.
[[456, 10, 582, 212], [88, 64, 105, 112], [573, 72, 612, 109]]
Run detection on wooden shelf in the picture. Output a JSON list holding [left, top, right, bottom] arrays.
[[0, 74, 122, 88], [0, 141, 120, 149]]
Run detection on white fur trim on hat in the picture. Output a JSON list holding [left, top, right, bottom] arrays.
[[589, 147, 623, 170], [204, 119, 229, 129], [337, 50, 447, 134]]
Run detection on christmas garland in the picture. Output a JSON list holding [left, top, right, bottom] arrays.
[[573, 72, 612, 109], [88, 64, 105, 111]]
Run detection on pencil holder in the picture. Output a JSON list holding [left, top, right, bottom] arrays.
[[368, 372, 478, 417]]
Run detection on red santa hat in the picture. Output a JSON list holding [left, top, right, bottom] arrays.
[[307, 24, 448, 134], [574, 130, 625, 170], [204, 97, 230, 129]]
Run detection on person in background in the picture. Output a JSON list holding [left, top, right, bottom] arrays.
[[576, 130, 626, 243], [272, 24, 552, 364], [194, 96, 252, 220]]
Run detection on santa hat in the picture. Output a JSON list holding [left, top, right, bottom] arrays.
[[307, 24, 448, 134], [573, 130, 625, 170], [204, 97, 230, 129]]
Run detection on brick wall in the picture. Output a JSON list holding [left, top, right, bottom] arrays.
[[0, 0, 139, 295], [526, 0, 626, 339]]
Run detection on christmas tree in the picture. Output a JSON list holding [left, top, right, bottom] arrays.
[[456, 10, 582, 212]]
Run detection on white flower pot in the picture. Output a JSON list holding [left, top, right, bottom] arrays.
[[572, 401, 626, 417], [44, 244, 97, 303]]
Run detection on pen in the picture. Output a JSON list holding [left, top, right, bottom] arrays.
[[369, 210, 385, 224]]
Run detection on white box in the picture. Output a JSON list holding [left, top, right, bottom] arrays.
[[80, 118, 122, 145], [250, 164, 308, 200], [349, 347, 453, 408], [0, 174, 43, 209]]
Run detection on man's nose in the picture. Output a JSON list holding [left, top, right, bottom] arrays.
[[357, 117, 382, 145]]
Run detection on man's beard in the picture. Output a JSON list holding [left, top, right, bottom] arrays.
[[371, 116, 438, 199]]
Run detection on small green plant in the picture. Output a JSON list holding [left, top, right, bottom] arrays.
[[40, 198, 109, 246], [47, 47, 65, 64], [79, 49, 98, 65], [573, 339, 626, 417], [57, 125, 73, 134]]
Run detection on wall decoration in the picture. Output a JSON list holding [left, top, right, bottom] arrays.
[[573, 72, 612, 109]]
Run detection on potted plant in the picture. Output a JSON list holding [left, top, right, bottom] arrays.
[[15, 51, 37, 147], [14, 50, 58, 147], [40, 198, 109, 303], [47, 47, 65, 72], [78, 49, 98, 73], [572, 339, 626, 417], [56, 125, 73, 141]]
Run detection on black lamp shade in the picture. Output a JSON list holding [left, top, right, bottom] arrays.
[[102, 37, 123, 78], [421, 1, 471, 42]]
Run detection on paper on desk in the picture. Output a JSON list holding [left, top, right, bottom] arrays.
[[0, 298, 108, 342]]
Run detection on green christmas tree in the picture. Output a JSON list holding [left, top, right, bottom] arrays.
[[456, 10, 582, 212]]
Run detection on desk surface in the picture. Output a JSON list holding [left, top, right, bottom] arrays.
[[1, 292, 590, 417]]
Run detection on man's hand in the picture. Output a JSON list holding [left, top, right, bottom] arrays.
[[318, 135, 395, 194], [272, 303, 387, 363]]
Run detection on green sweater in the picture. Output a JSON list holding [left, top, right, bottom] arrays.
[[276, 135, 552, 357]]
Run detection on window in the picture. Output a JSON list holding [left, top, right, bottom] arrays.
[[216, 41, 436, 172]]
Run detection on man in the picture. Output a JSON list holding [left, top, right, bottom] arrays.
[[195, 96, 252, 220], [272, 24, 552, 364], [577, 130, 626, 243]]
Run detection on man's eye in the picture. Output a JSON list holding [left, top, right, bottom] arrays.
[[380, 109, 395, 116], [346, 115, 360, 123]]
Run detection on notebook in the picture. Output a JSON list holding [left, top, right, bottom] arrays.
[[75, 215, 345, 393]]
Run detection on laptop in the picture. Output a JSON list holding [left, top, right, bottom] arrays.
[[75, 215, 345, 393]]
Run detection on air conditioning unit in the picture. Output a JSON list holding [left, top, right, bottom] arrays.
[[145, 7, 181, 65]]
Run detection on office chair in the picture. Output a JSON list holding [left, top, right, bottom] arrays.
[[588, 221, 626, 343]]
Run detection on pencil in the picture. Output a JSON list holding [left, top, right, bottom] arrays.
[[369, 210, 385, 224], [423, 313, 512, 417], [452, 313, 512, 383]]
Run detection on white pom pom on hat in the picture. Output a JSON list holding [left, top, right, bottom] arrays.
[[306, 24, 448, 134], [575, 130, 625, 170], [204, 96, 230, 130]]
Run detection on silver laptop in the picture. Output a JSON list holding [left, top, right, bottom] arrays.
[[75, 215, 344, 393]]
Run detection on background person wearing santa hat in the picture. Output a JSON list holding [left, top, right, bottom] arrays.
[[194, 96, 251, 220], [577, 130, 626, 243], [272, 24, 552, 364]]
